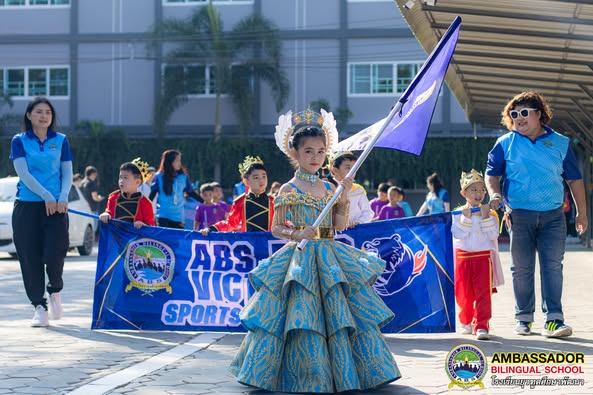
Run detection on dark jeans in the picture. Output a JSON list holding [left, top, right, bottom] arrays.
[[12, 200, 69, 307], [509, 207, 566, 322]]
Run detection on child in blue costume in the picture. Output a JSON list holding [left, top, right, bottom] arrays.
[[230, 108, 401, 393]]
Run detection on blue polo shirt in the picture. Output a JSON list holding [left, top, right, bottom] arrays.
[[9, 129, 73, 202], [151, 171, 195, 222], [486, 126, 581, 211]]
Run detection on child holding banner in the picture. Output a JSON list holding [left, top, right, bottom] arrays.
[[229, 108, 400, 393], [99, 159, 155, 228], [200, 156, 274, 234], [452, 169, 503, 340]]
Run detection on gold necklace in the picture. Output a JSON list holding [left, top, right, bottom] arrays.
[[295, 169, 318, 186]]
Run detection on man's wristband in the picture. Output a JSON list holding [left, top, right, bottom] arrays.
[[490, 193, 502, 200]]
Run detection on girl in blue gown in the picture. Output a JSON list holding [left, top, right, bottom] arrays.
[[230, 111, 401, 393]]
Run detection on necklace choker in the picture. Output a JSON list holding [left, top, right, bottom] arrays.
[[295, 169, 318, 185]]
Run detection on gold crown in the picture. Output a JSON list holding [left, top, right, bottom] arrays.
[[131, 157, 152, 183], [460, 169, 484, 191], [274, 107, 338, 157], [292, 107, 324, 129], [238, 155, 264, 176]]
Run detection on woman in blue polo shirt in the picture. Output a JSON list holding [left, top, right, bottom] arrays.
[[9, 97, 73, 328], [486, 91, 588, 338], [149, 149, 201, 229]]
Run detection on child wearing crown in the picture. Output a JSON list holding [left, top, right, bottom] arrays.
[[200, 156, 274, 234], [229, 108, 400, 393], [99, 159, 155, 228], [452, 169, 503, 340]]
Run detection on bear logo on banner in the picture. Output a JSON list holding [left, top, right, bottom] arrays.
[[124, 238, 175, 295], [362, 233, 428, 296]]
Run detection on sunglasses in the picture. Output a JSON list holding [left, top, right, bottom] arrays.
[[509, 108, 538, 119]]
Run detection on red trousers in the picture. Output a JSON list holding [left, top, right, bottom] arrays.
[[454, 249, 492, 332]]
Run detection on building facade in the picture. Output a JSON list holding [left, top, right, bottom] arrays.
[[0, 0, 497, 138]]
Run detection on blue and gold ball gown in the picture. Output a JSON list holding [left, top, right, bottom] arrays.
[[230, 182, 401, 393]]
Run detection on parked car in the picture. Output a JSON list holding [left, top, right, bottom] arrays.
[[0, 176, 95, 257]]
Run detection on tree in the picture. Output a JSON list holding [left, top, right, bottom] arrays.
[[0, 93, 20, 135], [149, 2, 289, 180], [309, 98, 354, 132]]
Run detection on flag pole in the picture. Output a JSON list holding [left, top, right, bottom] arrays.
[[297, 16, 461, 250], [297, 101, 404, 250]]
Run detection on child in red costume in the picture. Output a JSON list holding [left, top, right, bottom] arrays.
[[452, 169, 503, 340], [200, 156, 273, 235], [100, 159, 155, 229]]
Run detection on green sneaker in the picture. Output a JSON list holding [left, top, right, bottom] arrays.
[[542, 320, 572, 338]]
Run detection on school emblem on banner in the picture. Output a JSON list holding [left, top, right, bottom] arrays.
[[124, 238, 175, 294]]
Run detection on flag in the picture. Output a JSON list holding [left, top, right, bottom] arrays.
[[336, 16, 461, 156]]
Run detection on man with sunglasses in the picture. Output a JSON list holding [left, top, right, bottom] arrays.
[[485, 91, 588, 339]]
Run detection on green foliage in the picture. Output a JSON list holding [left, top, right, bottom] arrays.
[[148, 3, 289, 138], [0, 113, 20, 136], [309, 98, 354, 130], [0, 128, 496, 197], [0, 94, 19, 136]]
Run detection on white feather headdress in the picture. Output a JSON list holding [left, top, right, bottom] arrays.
[[274, 107, 339, 157]]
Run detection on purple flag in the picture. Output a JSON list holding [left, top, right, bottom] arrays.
[[337, 16, 461, 156]]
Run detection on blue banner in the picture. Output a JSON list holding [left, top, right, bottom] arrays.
[[92, 213, 454, 333]]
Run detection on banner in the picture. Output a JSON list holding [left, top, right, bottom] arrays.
[[92, 213, 454, 333]]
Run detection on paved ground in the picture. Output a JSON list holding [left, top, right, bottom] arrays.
[[0, 243, 591, 395]]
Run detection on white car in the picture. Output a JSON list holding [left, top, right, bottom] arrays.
[[0, 176, 95, 256]]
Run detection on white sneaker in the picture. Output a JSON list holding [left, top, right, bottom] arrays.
[[459, 323, 472, 335], [48, 293, 63, 320], [31, 305, 49, 327], [476, 329, 490, 340]]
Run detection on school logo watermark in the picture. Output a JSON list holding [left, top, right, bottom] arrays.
[[446, 344, 487, 390], [362, 234, 427, 296], [124, 238, 175, 295], [489, 352, 586, 390]]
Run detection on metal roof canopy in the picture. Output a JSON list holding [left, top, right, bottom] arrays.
[[394, 0, 593, 154]]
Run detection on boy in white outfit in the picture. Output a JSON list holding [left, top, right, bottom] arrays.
[[452, 169, 504, 340]]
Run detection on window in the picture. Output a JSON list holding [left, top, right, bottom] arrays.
[[350, 64, 371, 94], [372, 64, 393, 94], [6, 69, 24, 96], [1, 0, 69, 5], [164, 0, 251, 3], [163, 64, 238, 96], [186, 65, 206, 94], [28, 69, 47, 96], [397, 63, 420, 93], [49, 68, 68, 96], [348, 62, 423, 96], [0, 66, 69, 97]]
